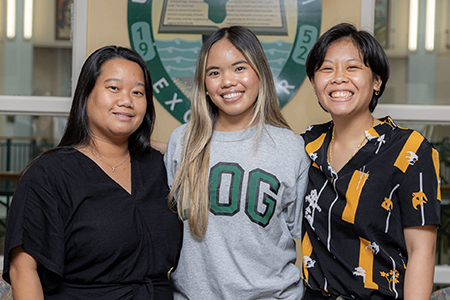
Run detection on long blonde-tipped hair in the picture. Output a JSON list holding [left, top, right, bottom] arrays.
[[168, 26, 290, 239]]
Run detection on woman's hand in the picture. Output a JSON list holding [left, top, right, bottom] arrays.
[[403, 225, 437, 300], [9, 246, 44, 300]]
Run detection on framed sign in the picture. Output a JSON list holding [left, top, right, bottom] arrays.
[[128, 0, 322, 123]]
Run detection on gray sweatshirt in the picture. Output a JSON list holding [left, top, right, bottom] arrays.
[[164, 124, 310, 300]]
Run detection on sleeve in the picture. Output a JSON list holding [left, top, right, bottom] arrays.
[[2, 158, 66, 291], [286, 135, 311, 239], [398, 141, 441, 228], [163, 125, 185, 188]]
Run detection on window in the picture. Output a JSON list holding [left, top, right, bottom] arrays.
[[0, 0, 87, 248], [364, 0, 450, 269]]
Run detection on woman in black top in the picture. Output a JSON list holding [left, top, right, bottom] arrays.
[[3, 46, 183, 300]]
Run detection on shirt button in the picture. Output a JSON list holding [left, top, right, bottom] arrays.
[[333, 256, 336, 259]]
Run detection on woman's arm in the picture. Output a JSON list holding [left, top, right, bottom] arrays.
[[9, 246, 44, 300], [151, 140, 168, 154], [403, 225, 437, 300]]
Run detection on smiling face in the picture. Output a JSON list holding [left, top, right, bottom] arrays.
[[86, 58, 147, 143], [205, 38, 260, 131], [311, 39, 382, 119]]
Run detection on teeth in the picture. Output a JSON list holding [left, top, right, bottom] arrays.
[[331, 91, 353, 98], [223, 92, 243, 99], [115, 113, 130, 117]]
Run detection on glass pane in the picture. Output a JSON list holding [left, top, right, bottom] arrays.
[[399, 122, 450, 266], [0, 0, 73, 97], [374, 0, 450, 106], [0, 115, 67, 172], [0, 114, 67, 250]]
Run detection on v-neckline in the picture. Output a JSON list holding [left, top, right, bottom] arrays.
[[74, 148, 134, 196]]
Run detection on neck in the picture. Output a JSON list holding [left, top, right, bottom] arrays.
[[214, 116, 257, 132], [331, 113, 375, 142], [88, 135, 129, 158]]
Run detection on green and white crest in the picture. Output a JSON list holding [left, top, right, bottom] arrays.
[[128, 0, 321, 123]]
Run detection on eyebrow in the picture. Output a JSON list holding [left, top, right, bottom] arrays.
[[205, 66, 219, 73], [322, 58, 363, 64], [232, 60, 248, 66], [104, 78, 145, 87], [205, 60, 249, 73], [104, 78, 121, 83]]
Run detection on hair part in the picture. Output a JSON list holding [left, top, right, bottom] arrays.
[[305, 23, 390, 112], [58, 45, 155, 155], [168, 26, 290, 239]]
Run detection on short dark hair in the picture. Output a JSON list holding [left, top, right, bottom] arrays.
[[305, 23, 390, 112], [58, 45, 154, 155]]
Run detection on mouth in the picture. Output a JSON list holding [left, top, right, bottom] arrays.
[[113, 112, 133, 118], [330, 90, 353, 99], [222, 92, 244, 100]]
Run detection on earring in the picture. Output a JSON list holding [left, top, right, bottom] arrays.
[[206, 91, 209, 96], [374, 90, 380, 96]]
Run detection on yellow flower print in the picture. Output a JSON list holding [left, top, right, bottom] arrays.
[[380, 269, 400, 292]]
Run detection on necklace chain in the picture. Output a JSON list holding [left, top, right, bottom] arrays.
[[328, 117, 375, 168], [90, 148, 130, 172]]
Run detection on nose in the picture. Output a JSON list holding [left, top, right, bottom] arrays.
[[117, 91, 133, 108], [331, 67, 348, 84], [221, 70, 238, 88]]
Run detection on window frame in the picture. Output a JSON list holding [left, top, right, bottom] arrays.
[[362, 0, 450, 283], [0, 0, 87, 116], [361, 0, 450, 124]]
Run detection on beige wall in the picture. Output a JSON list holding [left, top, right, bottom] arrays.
[[86, 0, 362, 141]]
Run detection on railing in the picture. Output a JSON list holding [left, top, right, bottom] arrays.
[[0, 173, 21, 228], [0, 137, 57, 173], [0, 137, 57, 228]]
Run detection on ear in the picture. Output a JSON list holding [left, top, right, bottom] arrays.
[[373, 75, 382, 91]]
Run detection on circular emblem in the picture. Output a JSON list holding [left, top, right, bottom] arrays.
[[128, 0, 321, 123]]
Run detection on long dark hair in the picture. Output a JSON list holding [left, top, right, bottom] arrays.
[[58, 45, 154, 155], [305, 23, 390, 112]]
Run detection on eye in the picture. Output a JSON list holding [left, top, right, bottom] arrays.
[[235, 66, 245, 72], [108, 86, 119, 91], [208, 71, 219, 76], [319, 66, 332, 72], [133, 90, 144, 96]]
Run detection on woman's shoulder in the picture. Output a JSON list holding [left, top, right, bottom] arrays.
[[166, 123, 188, 150], [263, 124, 298, 136], [170, 124, 188, 139], [136, 146, 164, 163], [264, 125, 307, 153], [378, 117, 433, 149], [18, 148, 81, 192], [301, 121, 332, 144], [24, 147, 79, 173]]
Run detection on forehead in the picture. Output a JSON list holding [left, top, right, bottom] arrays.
[[325, 39, 363, 60], [206, 39, 245, 64], [99, 58, 144, 77]]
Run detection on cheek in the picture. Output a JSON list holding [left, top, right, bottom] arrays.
[[243, 73, 259, 93], [205, 78, 216, 94], [136, 100, 147, 116]]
